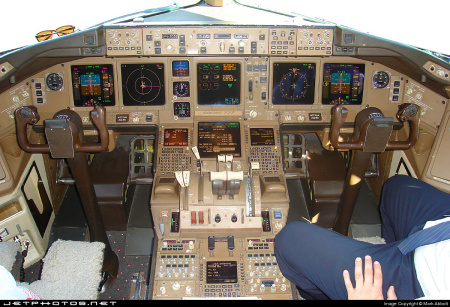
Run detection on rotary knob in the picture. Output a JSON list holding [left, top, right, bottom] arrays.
[[172, 282, 181, 291], [249, 110, 258, 118]]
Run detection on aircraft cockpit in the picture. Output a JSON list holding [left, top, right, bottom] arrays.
[[0, 0, 449, 300]]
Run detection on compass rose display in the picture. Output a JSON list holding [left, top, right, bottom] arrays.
[[121, 64, 165, 106], [272, 62, 316, 105]]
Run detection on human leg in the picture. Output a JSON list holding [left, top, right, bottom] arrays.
[[275, 221, 424, 300], [380, 175, 450, 243]]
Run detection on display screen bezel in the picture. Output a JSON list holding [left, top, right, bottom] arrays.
[[197, 122, 241, 158], [322, 63, 365, 105], [197, 63, 241, 105], [206, 261, 238, 284], [121, 63, 165, 106], [250, 128, 275, 146], [272, 62, 316, 105], [164, 129, 189, 147], [71, 64, 115, 107]]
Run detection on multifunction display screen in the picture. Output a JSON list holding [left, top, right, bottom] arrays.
[[172, 60, 189, 77], [197, 63, 240, 105], [164, 129, 189, 146], [71, 64, 115, 107], [322, 63, 365, 105], [272, 63, 316, 104], [197, 122, 241, 158], [250, 128, 275, 146], [121, 63, 165, 106], [206, 261, 238, 284]]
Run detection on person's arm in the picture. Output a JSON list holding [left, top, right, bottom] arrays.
[[343, 255, 397, 300]]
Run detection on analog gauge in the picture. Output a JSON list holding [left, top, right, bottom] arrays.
[[373, 71, 390, 88], [174, 102, 190, 117], [173, 82, 190, 97], [46, 73, 64, 91]]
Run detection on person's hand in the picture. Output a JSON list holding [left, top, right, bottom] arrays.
[[343, 255, 397, 300]]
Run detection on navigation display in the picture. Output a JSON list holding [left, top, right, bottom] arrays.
[[272, 63, 316, 104], [250, 128, 275, 146], [71, 64, 115, 107], [121, 63, 165, 106], [322, 63, 365, 105], [197, 122, 241, 158], [197, 63, 240, 105], [164, 129, 189, 146]]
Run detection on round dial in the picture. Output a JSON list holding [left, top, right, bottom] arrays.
[[173, 82, 190, 97], [46, 73, 64, 91], [373, 71, 390, 88]]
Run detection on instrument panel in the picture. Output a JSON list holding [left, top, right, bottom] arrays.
[[0, 26, 447, 136]]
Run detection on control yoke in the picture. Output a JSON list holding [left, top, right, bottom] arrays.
[[329, 103, 420, 236], [330, 103, 420, 152], [15, 106, 109, 156], [14, 106, 118, 280]]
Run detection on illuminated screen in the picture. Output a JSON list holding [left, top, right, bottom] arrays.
[[121, 63, 165, 106], [197, 122, 241, 158], [197, 63, 240, 105], [172, 60, 189, 77], [71, 64, 115, 107], [250, 128, 275, 146], [322, 63, 365, 105], [272, 63, 316, 104], [206, 261, 238, 284], [164, 129, 188, 146]]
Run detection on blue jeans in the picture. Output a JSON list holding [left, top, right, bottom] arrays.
[[274, 175, 450, 300]]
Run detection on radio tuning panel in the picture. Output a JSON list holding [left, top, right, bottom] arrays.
[[152, 237, 293, 299]]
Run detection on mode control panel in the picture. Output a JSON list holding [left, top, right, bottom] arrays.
[[105, 26, 333, 56]]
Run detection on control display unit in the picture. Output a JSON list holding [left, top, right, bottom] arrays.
[[250, 128, 275, 146], [197, 122, 241, 158], [197, 63, 241, 105], [272, 63, 316, 104], [206, 261, 238, 284], [121, 63, 165, 106], [322, 63, 365, 105], [164, 129, 189, 146], [71, 64, 115, 107]]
